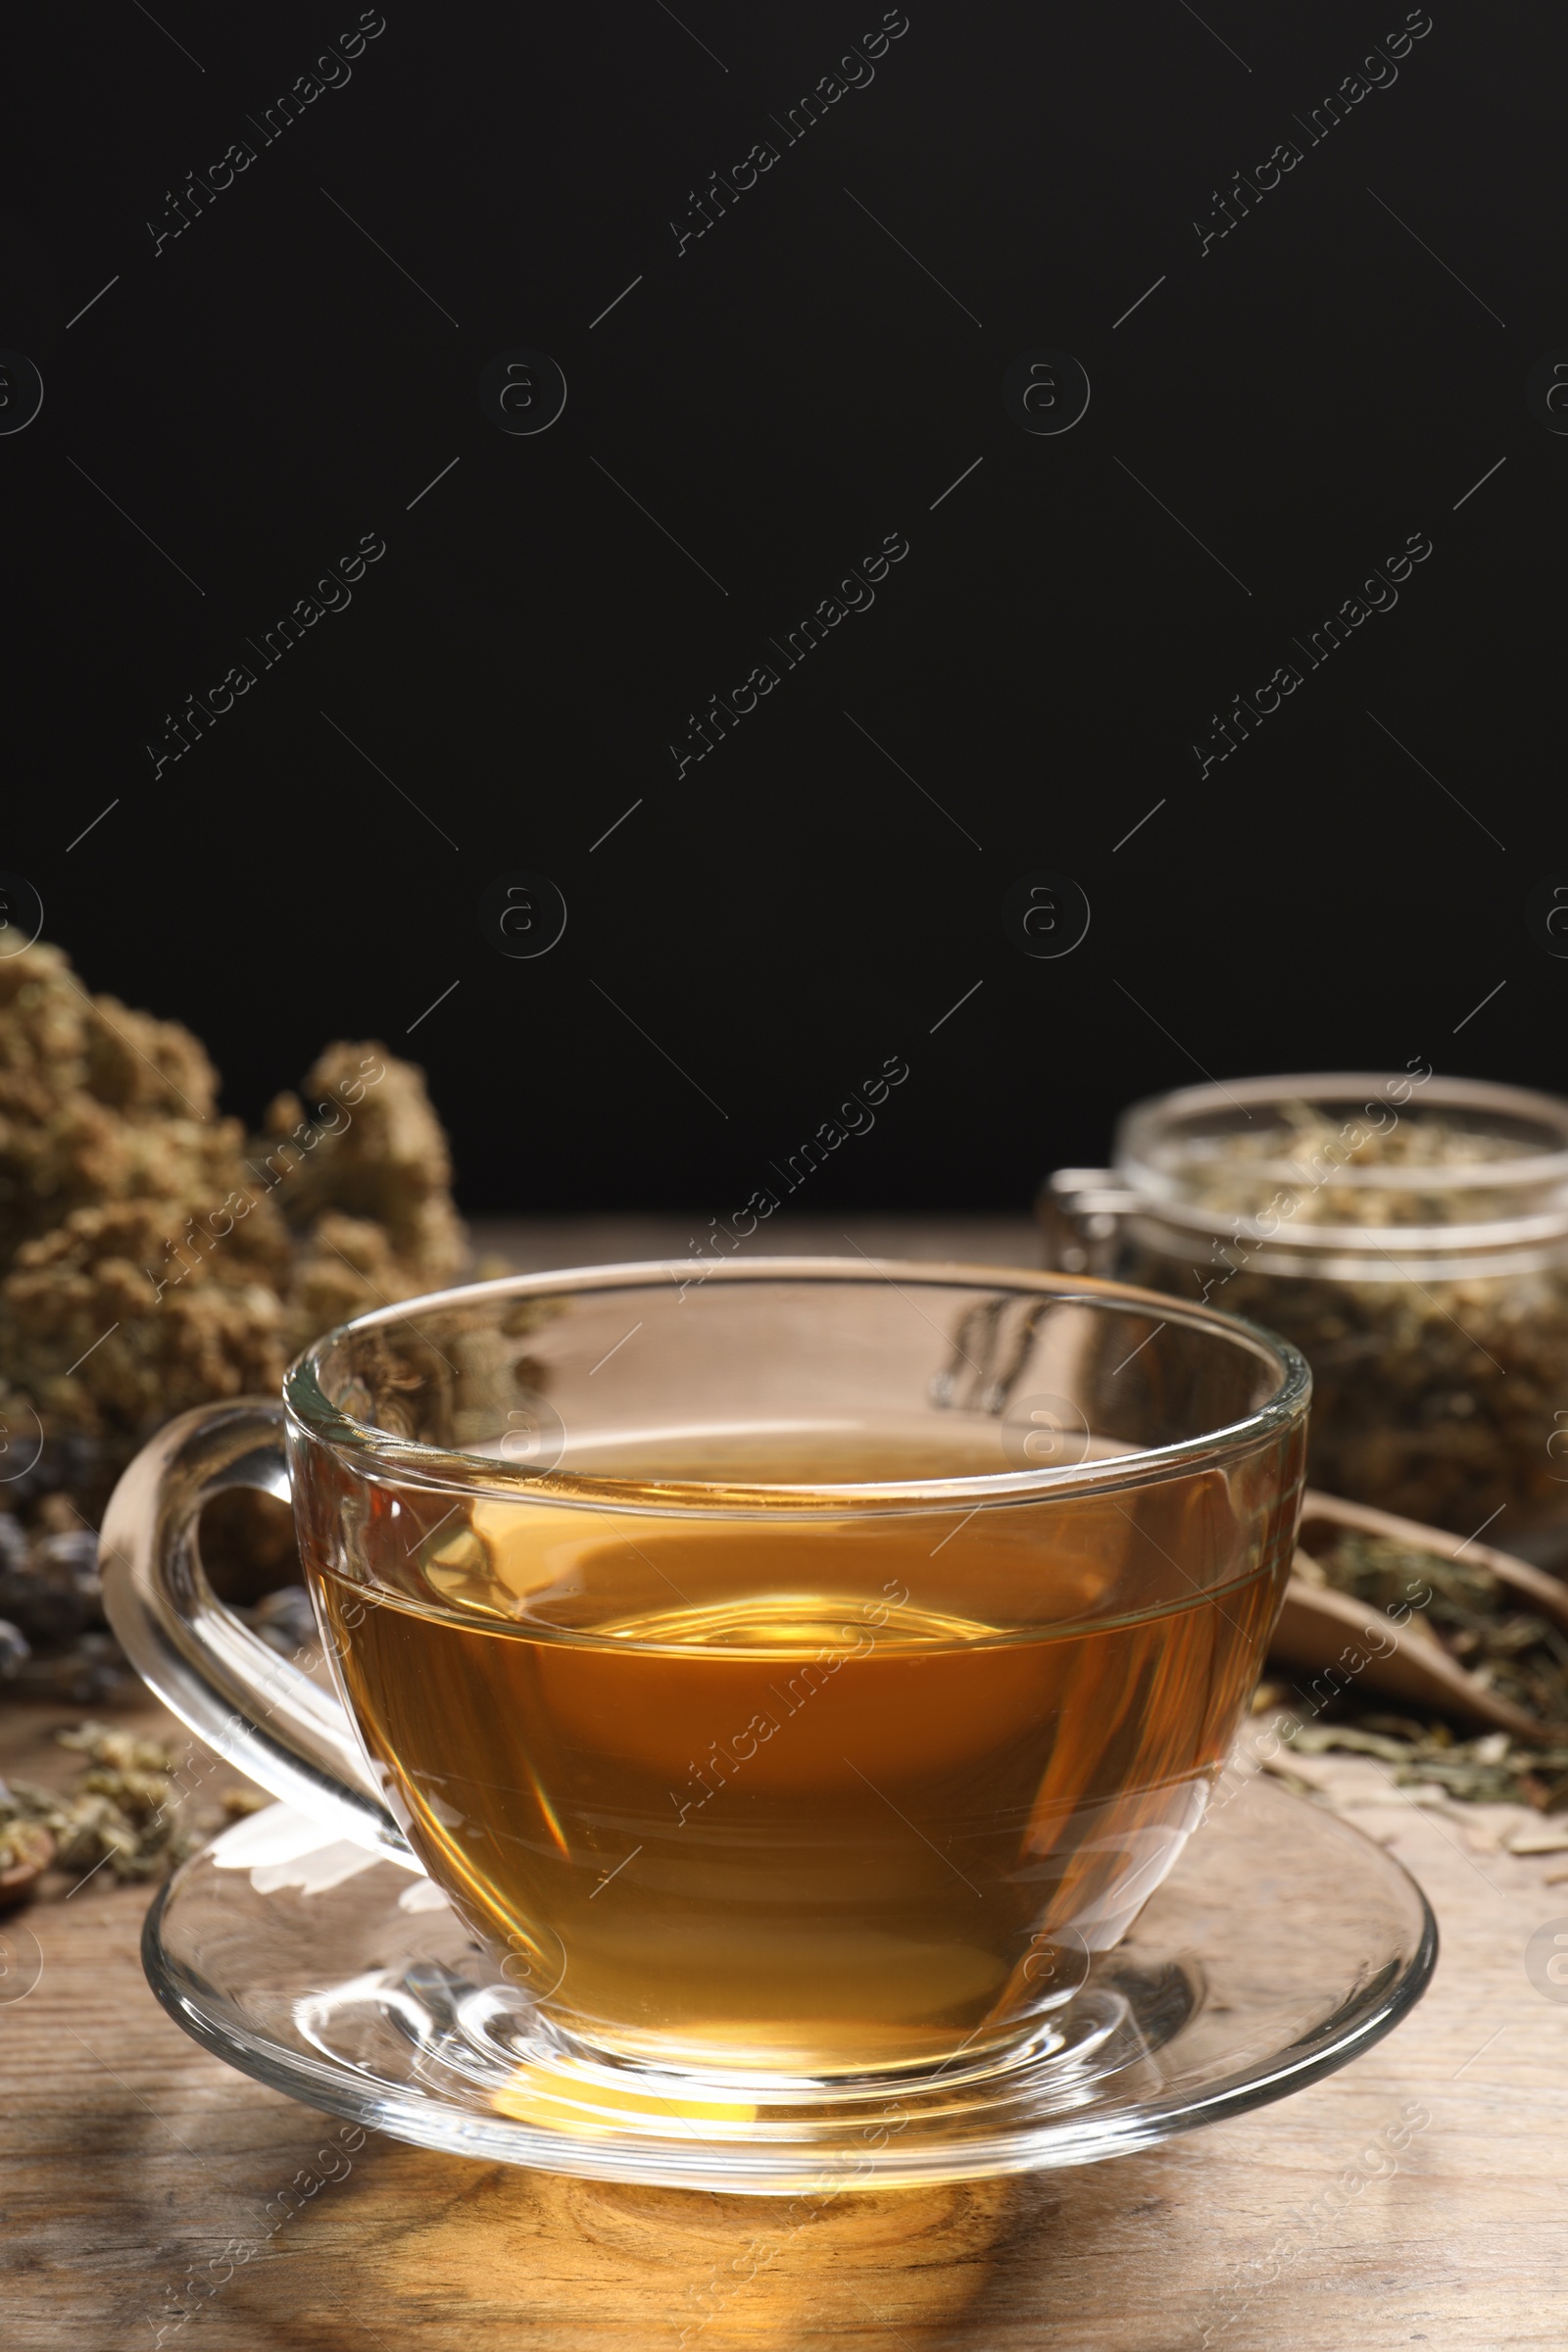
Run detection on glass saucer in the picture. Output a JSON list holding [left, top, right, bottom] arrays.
[[142, 1771, 1435, 2192]]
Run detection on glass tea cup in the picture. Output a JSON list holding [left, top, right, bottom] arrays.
[[102, 1259, 1308, 2094]]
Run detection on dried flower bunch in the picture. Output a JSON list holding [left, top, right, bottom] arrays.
[[0, 935, 468, 1695]]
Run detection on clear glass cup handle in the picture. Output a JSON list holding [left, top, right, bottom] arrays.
[[99, 1396, 413, 1861], [1037, 1168, 1140, 1278]]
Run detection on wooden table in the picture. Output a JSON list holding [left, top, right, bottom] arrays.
[[5, 1218, 1567, 2349]]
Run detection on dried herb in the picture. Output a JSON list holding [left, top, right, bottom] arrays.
[[1309, 1529, 1568, 1725], [1175, 1102, 1526, 1226], [0, 1813, 54, 1901], [0, 936, 467, 1558], [1255, 1520, 1568, 1808], [1302, 1713, 1568, 1814], [0, 1720, 263, 1905], [1123, 1103, 1568, 1541], [1189, 1256, 1568, 1541]]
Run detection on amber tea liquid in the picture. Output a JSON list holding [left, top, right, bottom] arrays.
[[303, 1421, 1291, 2081]]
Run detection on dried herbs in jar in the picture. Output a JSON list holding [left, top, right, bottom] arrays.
[[1044, 1074, 1568, 1562]]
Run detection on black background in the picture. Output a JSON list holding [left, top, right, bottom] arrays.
[[3, 1, 1561, 1214]]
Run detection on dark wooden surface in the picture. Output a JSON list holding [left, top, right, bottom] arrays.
[[5, 1219, 1567, 2349], [466, 1210, 1045, 1277]]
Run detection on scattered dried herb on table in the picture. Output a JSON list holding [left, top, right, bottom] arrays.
[[0, 1721, 267, 1907], [1278, 1713, 1568, 1814]]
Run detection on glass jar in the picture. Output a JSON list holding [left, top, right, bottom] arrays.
[[1042, 1072, 1568, 1564]]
